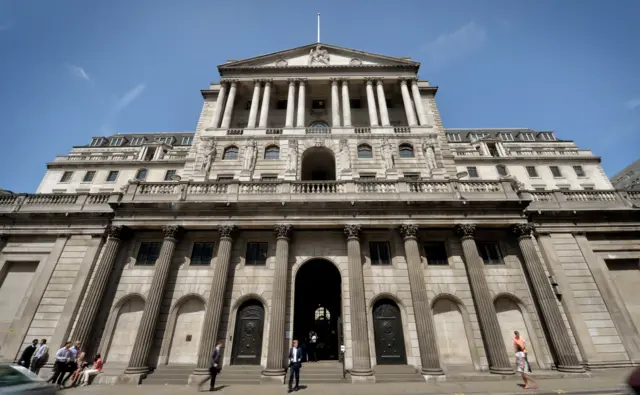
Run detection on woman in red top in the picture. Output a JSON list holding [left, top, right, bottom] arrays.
[[80, 354, 103, 386]]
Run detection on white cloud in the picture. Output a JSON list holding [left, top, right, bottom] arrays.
[[113, 83, 146, 114], [66, 63, 91, 82], [625, 98, 640, 111], [423, 21, 487, 70]]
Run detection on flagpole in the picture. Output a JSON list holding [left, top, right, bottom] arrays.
[[317, 13, 320, 43]]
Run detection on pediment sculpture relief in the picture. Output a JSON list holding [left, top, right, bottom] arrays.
[[308, 45, 330, 66]]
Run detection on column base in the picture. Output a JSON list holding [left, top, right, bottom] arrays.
[[115, 373, 145, 385], [123, 366, 148, 375], [260, 371, 286, 384], [421, 367, 444, 376], [187, 372, 210, 387], [556, 364, 586, 373], [489, 366, 515, 375], [262, 368, 286, 377], [350, 370, 375, 384]]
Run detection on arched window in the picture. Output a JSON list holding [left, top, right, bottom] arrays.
[[357, 144, 373, 159], [223, 146, 239, 160], [135, 168, 148, 181], [309, 120, 329, 129], [264, 145, 280, 160], [315, 306, 331, 321], [398, 143, 414, 158]]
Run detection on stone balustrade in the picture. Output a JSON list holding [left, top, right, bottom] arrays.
[[451, 149, 595, 158], [0, 192, 119, 214], [526, 189, 638, 211]]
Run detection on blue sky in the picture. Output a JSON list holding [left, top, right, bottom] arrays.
[[1, 0, 639, 192]]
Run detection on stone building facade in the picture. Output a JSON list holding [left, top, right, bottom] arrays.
[[1, 43, 639, 385]]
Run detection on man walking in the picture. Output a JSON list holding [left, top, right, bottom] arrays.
[[30, 339, 49, 374], [288, 339, 303, 393], [201, 342, 223, 392], [308, 331, 318, 362], [18, 339, 39, 370], [61, 340, 81, 387], [513, 331, 531, 371], [47, 342, 71, 388]]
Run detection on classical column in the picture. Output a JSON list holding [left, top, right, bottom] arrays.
[[399, 79, 418, 127], [258, 80, 272, 128], [365, 79, 379, 127], [399, 225, 443, 375], [285, 80, 296, 128], [220, 80, 237, 129], [455, 224, 513, 374], [247, 80, 261, 128], [341, 79, 352, 127], [296, 80, 306, 127], [375, 80, 390, 127], [331, 78, 341, 127], [263, 225, 292, 376], [125, 226, 182, 374], [72, 226, 128, 349], [194, 226, 235, 372], [210, 82, 228, 129], [512, 224, 584, 372], [344, 225, 374, 379], [410, 79, 429, 126]]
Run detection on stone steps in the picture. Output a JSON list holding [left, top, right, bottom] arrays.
[[216, 365, 262, 385], [294, 361, 346, 383], [374, 365, 424, 383], [143, 364, 194, 386]]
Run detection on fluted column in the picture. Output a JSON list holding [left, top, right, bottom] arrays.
[[296, 80, 306, 127], [258, 80, 272, 128], [125, 226, 182, 374], [400, 79, 418, 126], [375, 80, 390, 127], [341, 79, 352, 127], [331, 78, 341, 127], [285, 80, 296, 128], [72, 226, 128, 350], [344, 225, 374, 379], [210, 82, 228, 128], [513, 224, 584, 372], [263, 225, 292, 376], [399, 225, 443, 375], [247, 80, 261, 128], [455, 224, 513, 374], [194, 226, 235, 372], [220, 80, 237, 129], [365, 79, 379, 127], [410, 79, 429, 126]]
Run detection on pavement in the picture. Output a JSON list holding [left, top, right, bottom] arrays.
[[57, 368, 636, 395]]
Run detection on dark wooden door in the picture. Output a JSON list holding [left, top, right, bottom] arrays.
[[373, 300, 407, 365], [231, 301, 264, 365]]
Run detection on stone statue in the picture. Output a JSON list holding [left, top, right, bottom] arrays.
[[422, 139, 438, 170], [339, 139, 351, 171], [286, 140, 298, 173], [201, 139, 216, 178], [381, 138, 395, 170], [308, 45, 330, 65], [242, 139, 257, 171]]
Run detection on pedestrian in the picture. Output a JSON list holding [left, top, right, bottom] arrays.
[[200, 342, 223, 392], [515, 342, 538, 389], [513, 331, 531, 372], [30, 339, 49, 374], [308, 331, 318, 362], [47, 342, 71, 389], [18, 339, 39, 370], [61, 340, 81, 387], [80, 354, 103, 386], [288, 339, 303, 393]]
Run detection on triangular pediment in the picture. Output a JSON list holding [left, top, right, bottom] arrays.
[[219, 43, 419, 69]]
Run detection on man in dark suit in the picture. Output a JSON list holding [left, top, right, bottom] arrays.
[[288, 339, 303, 392], [208, 342, 223, 392]]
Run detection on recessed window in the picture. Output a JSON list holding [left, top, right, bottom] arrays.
[[350, 99, 362, 109], [520, 132, 535, 141], [573, 165, 586, 177], [534, 187, 546, 191], [539, 132, 556, 141], [499, 133, 514, 141], [60, 171, 74, 183], [357, 144, 373, 159], [311, 100, 326, 110], [496, 165, 508, 177], [261, 175, 278, 181], [359, 173, 376, 180], [447, 133, 462, 142], [136, 242, 161, 265], [550, 166, 563, 178], [223, 146, 239, 160], [558, 186, 570, 191], [190, 242, 214, 265], [403, 173, 420, 180], [398, 143, 414, 158], [486, 143, 500, 157], [245, 242, 268, 265], [82, 171, 96, 183], [131, 137, 146, 146], [264, 145, 280, 160], [181, 136, 193, 145], [110, 137, 124, 146], [424, 242, 448, 265], [276, 100, 287, 110], [135, 168, 148, 181], [469, 132, 488, 141], [526, 166, 539, 178], [369, 242, 392, 265], [583, 186, 594, 190], [217, 175, 234, 182], [467, 166, 479, 178], [144, 147, 156, 161], [155, 136, 174, 144], [477, 242, 503, 265], [106, 171, 119, 183], [164, 170, 177, 181], [89, 138, 105, 146]]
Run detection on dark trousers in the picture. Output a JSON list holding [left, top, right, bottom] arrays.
[[48, 361, 66, 384], [308, 343, 317, 362], [207, 366, 219, 391], [288, 363, 300, 390], [62, 361, 76, 385]]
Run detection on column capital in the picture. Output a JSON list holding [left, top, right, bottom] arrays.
[[218, 225, 235, 240], [363, 77, 377, 81], [455, 223, 476, 239], [162, 225, 183, 240], [344, 224, 361, 239], [329, 77, 340, 83], [339, 77, 350, 82], [512, 223, 535, 239], [399, 224, 419, 240], [221, 78, 238, 85], [398, 77, 410, 85], [107, 225, 130, 240], [295, 78, 307, 84], [274, 224, 292, 240], [287, 78, 297, 84]]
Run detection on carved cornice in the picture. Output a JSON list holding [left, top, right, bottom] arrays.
[[162, 225, 183, 240], [107, 225, 129, 240], [274, 224, 292, 239], [399, 224, 419, 239], [220, 78, 238, 85], [344, 224, 361, 239], [512, 223, 535, 239], [218, 225, 235, 240], [455, 224, 476, 239]]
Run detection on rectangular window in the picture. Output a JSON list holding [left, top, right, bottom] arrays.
[[403, 173, 420, 180], [311, 100, 326, 110], [106, 171, 119, 183], [276, 100, 287, 110], [539, 132, 556, 141], [583, 186, 594, 190], [469, 132, 488, 141], [526, 166, 539, 177], [82, 171, 96, 183], [369, 242, 392, 265], [261, 175, 278, 181], [496, 165, 508, 177], [550, 166, 563, 178], [499, 133, 514, 141], [520, 132, 535, 141], [181, 136, 193, 145], [136, 242, 161, 265], [110, 137, 124, 146], [558, 186, 570, 191], [245, 242, 268, 265], [573, 165, 586, 177], [477, 242, 503, 265], [59, 171, 74, 183], [534, 187, 546, 191], [350, 99, 362, 109], [164, 170, 177, 181], [359, 173, 376, 180], [89, 138, 104, 146], [190, 242, 215, 265], [131, 137, 145, 146], [486, 143, 500, 157], [217, 175, 234, 182], [447, 133, 462, 142], [467, 166, 479, 178], [424, 242, 448, 265], [155, 137, 174, 144]]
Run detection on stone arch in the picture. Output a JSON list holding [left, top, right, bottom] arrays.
[[398, 142, 415, 158], [100, 293, 145, 364], [228, 298, 266, 365], [431, 294, 478, 369], [292, 256, 342, 279], [158, 294, 206, 365], [368, 293, 413, 366], [264, 144, 280, 160], [222, 144, 239, 160], [356, 142, 373, 159], [493, 293, 543, 368], [300, 146, 336, 181]]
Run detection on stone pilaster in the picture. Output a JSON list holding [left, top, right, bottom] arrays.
[[365, 79, 379, 127], [210, 81, 228, 128], [220, 80, 237, 129], [331, 78, 341, 127], [399, 79, 418, 127], [263, 225, 291, 378], [375, 80, 390, 126], [258, 80, 272, 128], [399, 225, 443, 375], [341, 79, 352, 127], [344, 225, 374, 382], [455, 224, 513, 374], [512, 224, 584, 372], [296, 80, 306, 127], [285, 80, 296, 128], [125, 226, 182, 374], [247, 80, 261, 128], [410, 78, 429, 126], [72, 226, 128, 350]]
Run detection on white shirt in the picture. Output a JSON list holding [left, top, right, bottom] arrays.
[[290, 347, 299, 363]]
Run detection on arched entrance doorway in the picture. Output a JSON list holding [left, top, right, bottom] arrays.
[[301, 147, 336, 181], [294, 259, 342, 360], [231, 300, 265, 365], [372, 299, 407, 365]]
